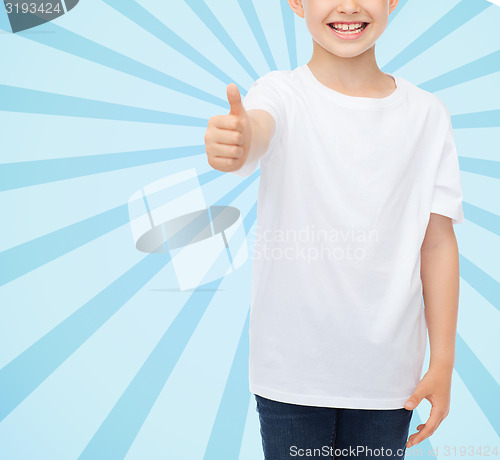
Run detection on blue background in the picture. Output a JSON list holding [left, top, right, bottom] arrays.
[[0, 0, 499, 458]]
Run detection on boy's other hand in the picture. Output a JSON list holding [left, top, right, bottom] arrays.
[[404, 367, 452, 448], [204, 83, 252, 173]]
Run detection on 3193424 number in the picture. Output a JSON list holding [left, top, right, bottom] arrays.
[[5, 2, 62, 14]]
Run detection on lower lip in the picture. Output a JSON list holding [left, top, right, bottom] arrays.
[[328, 23, 369, 40]]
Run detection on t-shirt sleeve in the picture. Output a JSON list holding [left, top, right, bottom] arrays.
[[231, 73, 286, 178], [430, 115, 465, 225]]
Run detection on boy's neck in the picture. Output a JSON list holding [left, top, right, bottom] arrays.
[[307, 45, 395, 98]]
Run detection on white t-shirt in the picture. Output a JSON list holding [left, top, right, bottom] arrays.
[[232, 64, 465, 410]]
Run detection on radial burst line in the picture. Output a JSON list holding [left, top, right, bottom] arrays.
[[78, 200, 258, 460], [0, 145, 205, 192], [383, 1, 492, 73], [185, 0, 259, 80], [0, 84, 209, 126], [419, 50, 500, 93], [0, 173, 260, 424], [17, 22, 228, 108], [0, 169, 227, 286], [237, 0, 277, 71], [101, 0, 244, 87]]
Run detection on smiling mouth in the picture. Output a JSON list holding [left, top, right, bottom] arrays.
[[328, 22, 369, 34]]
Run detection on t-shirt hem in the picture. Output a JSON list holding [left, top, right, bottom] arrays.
[[250, 382, 412, 410]]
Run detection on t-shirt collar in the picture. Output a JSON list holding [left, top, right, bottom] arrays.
[[299, 64, 406, 110]]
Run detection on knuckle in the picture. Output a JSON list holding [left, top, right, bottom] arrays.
[[234, 133, 243, 144], [229, 117, 239, 131]]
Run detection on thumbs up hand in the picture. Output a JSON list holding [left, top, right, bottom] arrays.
[[205, 83, 252, 172]]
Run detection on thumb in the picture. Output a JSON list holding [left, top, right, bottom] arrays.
[[404, 391, 424, 410], [227, 83, 245, 117]]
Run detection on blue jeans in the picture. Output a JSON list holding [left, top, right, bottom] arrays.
[[255, 394, 413, 459]]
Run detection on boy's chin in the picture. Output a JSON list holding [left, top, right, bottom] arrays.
[[322, 45, 373, 59]]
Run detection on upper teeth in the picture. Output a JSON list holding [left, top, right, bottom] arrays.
[[332, 23, 364, 30]]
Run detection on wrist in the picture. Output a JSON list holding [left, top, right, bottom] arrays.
[[429, 360, 454, 375]]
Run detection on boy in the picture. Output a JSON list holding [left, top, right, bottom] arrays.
[[204, 0, 464, 458]]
